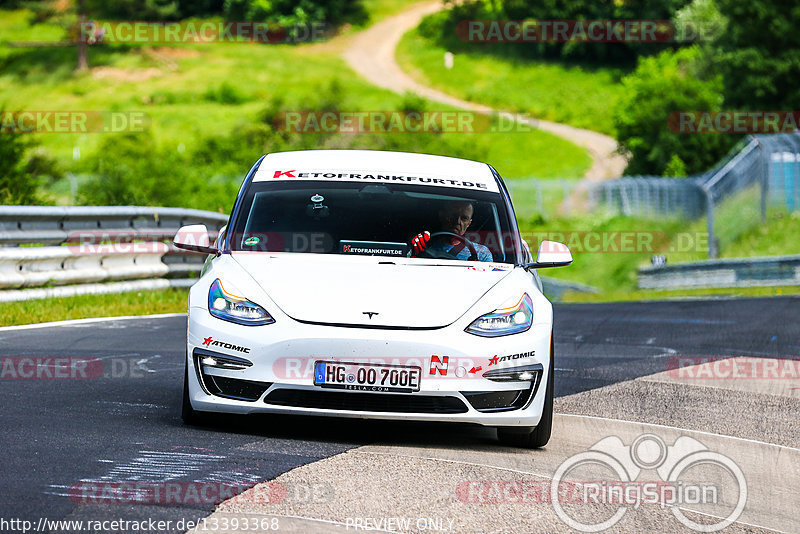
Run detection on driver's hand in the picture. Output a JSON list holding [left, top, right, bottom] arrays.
[[411, 231, 431, 255]]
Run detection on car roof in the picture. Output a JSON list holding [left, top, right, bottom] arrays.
[[252, 149, 500, 193]]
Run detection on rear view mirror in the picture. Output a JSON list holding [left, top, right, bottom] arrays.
[[524, 240, 572, 269], [174, 224, 218, 254]]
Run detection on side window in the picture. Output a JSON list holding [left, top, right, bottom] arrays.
[[521, 239, 533, 264], [213, 225, 227, 248]]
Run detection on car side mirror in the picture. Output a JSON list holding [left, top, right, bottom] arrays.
[[174, 224, 218, 254], [524, 240, 572, 269]]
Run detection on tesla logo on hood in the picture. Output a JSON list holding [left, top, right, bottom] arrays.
[[362, 312, 379, 319]]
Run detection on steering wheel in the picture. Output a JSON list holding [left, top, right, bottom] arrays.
[[417, 232, 478, 261]]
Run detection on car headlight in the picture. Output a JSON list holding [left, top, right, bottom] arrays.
[[483, 363, 542, 382], [207, 279, 274, 326], [465, 294, 533, 337]]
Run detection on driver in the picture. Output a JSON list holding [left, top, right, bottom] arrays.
[[411, 201, 493, 262]]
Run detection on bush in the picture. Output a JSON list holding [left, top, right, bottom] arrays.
[[78, 77, 500, 212], [711, 0, 800, 110], [78, 132, 189, 207], [613, 47, 734, 176], [203, 82, 248, 104], [83, 0, 366, 26], [222, 0, 367, 27], [419, 0, 690, 65], [0, 125, 60, 205]]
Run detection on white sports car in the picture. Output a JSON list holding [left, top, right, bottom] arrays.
[[174, 150, 571, 447]]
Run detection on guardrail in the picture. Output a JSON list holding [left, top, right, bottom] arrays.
[[540, 276, 598, 299], [638, 255, 800, 290], [0, 205, 600, 302], [0, 206, 228, 302]]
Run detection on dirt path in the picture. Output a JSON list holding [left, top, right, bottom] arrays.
[[343, 1, 627, 206]]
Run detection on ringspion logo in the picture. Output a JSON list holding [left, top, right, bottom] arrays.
[[550, 434, 747, 531]]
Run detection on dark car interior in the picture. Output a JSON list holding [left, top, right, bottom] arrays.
[[236, 183, 515, 262]]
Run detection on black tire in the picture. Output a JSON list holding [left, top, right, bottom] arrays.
[[181, 358, 211, 426], [497, 334, 554, 448]]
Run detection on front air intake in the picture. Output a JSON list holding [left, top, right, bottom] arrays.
[[264, 389, 469, 413]]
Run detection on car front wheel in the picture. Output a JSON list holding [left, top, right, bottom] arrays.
[[181, 357, 211, 425], [496, 334, 554, 448]]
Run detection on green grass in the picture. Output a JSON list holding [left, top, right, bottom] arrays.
[[507, 178, 582, 219], [359, 0, 423, 27], [396, 24, 627, 137], [0, 9, 64, 45], [0, 7, 590, 189], [723, 210, 800, 257], [5, 204, 797, 324], [519, 213, 689, 295], [561, 284, 800, 303], [2, 288, 188, 326], [525, 204, 800, 302], [652, 192, 800, 265]]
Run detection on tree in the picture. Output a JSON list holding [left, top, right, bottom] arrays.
[[0, 120, 60, 205], [614, 47, 733, 175], [79, 132, 188, 207], [223, 0, 367, 27], [25, 0, 98, 70], [712, 0, 800, 109]]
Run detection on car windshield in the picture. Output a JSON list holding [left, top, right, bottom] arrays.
[[230, 181, 519, 263]]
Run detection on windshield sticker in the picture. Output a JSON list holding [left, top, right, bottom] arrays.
[[255, 168, 498, 192], [243, 236, 260, 246], [340, 240, 409, 257], [468, 264, 510, 272]]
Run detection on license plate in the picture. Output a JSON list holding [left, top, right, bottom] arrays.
[[314, 361, 421, 393]]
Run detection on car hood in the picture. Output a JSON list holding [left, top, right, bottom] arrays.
[[231, 253, 513, 328]]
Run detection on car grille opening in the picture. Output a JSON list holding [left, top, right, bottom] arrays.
[[202, 374, 272, 402], [461, 388, 534, 412], [264, 389, 468, 413]]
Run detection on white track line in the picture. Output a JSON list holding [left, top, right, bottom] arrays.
[[352, 417, 789, 534], [0, 312, 186, 332], [559, 413, 800, 452]]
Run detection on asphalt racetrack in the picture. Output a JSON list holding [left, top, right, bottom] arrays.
[[1, 297, 798, 533]]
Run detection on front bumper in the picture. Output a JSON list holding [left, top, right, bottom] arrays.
[[186, 308, 552, 427]]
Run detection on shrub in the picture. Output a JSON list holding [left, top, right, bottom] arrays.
[[0, 123, 60, 205], [711, 0, 800, 110], [78, 131, 189, 207], [613, 47, 734, 176], [222, 0, 367, 27], [418, 0, 691, 65]]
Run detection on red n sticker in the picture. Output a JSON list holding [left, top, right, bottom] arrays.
[[429, 355, 449, 375]]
